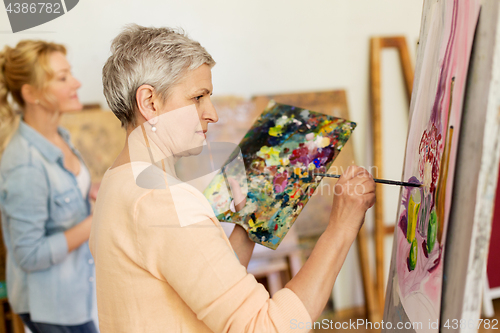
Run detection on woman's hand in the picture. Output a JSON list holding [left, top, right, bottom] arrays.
[[89, 182, 100, 201], [64, 214, 93, 252], [228, 178, 247, 212], [328, 165, 376, 237], [227, 178, 254, 267]]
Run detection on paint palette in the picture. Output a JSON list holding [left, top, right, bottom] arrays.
[[203, 101, 356, 249]]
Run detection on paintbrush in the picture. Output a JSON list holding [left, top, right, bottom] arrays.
[[258, 167, 422, 187], [313, 173, 421, 187]]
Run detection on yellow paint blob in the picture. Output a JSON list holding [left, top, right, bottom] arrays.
[[269, 125, 283, 137], [407, 194, 420, 243], [319, 119, 339, 136], [294, 167, 308, 178], [256, 146, 281, 166]]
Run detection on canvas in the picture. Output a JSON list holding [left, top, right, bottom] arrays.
[[383, 0, 480, 331], [203, 101, 355, 249]]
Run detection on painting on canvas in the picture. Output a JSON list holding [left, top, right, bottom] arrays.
[[384, 0, 480, 331]]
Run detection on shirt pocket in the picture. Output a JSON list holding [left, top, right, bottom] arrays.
[[49, 188, 81, 230]]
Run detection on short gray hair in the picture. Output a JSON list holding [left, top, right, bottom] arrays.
[[102, 24, 216, 128]]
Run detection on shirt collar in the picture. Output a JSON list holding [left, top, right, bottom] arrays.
[[18, 121, 72, 163]]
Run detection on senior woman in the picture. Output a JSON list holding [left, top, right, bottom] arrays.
[[90, 25, 375, 333], [0, 41, 98, 332]]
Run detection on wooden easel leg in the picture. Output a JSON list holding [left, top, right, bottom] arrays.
[[369, 35, 415, 316], [396, 37, 415, 99], [0, 302, 6, 333], [11, 314, 24, 333], [356, 224, 381, 323], [370, 37, 387, 314]]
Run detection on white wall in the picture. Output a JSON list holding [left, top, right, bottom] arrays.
[[0, 0, 423, 310]]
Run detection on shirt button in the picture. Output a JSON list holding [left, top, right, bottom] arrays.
[[64, 197, 70, 203], [88, 259, 94, 264], [89, 277, 95, 282]]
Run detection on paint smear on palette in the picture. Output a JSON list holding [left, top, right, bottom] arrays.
[[203, 101, 356, 249], [388, 0, 480, 331]]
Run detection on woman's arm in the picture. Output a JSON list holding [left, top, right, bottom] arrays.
[[1, 165, 94, 272], [65, 181, 97, 252], [228, 224, 255, 268], [285, 165, 375, 321], [135, 188, 312, 333], [65, 181, 99, 252], [1, 166, 69, 272], [64, 214, 92, 252]]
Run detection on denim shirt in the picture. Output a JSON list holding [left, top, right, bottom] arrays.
[[0, 121, 96, 325]]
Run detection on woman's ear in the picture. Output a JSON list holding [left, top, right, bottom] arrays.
[[21, 84, 39, 105], [136, 84, 159, 122]]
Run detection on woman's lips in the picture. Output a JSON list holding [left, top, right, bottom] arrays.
[[196, 131, 206, 139]]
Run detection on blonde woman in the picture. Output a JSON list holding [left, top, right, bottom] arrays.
[[91, 25, 375, 333], [0, 41, 98, 332]]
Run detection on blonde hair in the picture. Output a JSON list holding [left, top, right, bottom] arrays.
[[0, 40, 66, 156], [103, 24, 215, 128]]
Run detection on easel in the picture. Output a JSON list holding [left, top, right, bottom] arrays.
[[365, 36, 414, 320]]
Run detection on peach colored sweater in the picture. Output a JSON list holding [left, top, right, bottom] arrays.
[[89, 162, 311, 333]]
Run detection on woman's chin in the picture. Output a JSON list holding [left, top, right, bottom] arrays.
[[60, 101, 84, 113], [178, 145, 204, 157]]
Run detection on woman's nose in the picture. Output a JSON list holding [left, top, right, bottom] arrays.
[[204, 99, 218, 124], [73, 76, 82, 90]]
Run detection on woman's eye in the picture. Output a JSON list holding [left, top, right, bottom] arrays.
[[194, 95, 203, 101], [59, 77, 67, 82]]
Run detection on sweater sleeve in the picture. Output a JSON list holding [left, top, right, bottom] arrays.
[[133, 186, 312, 333]]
